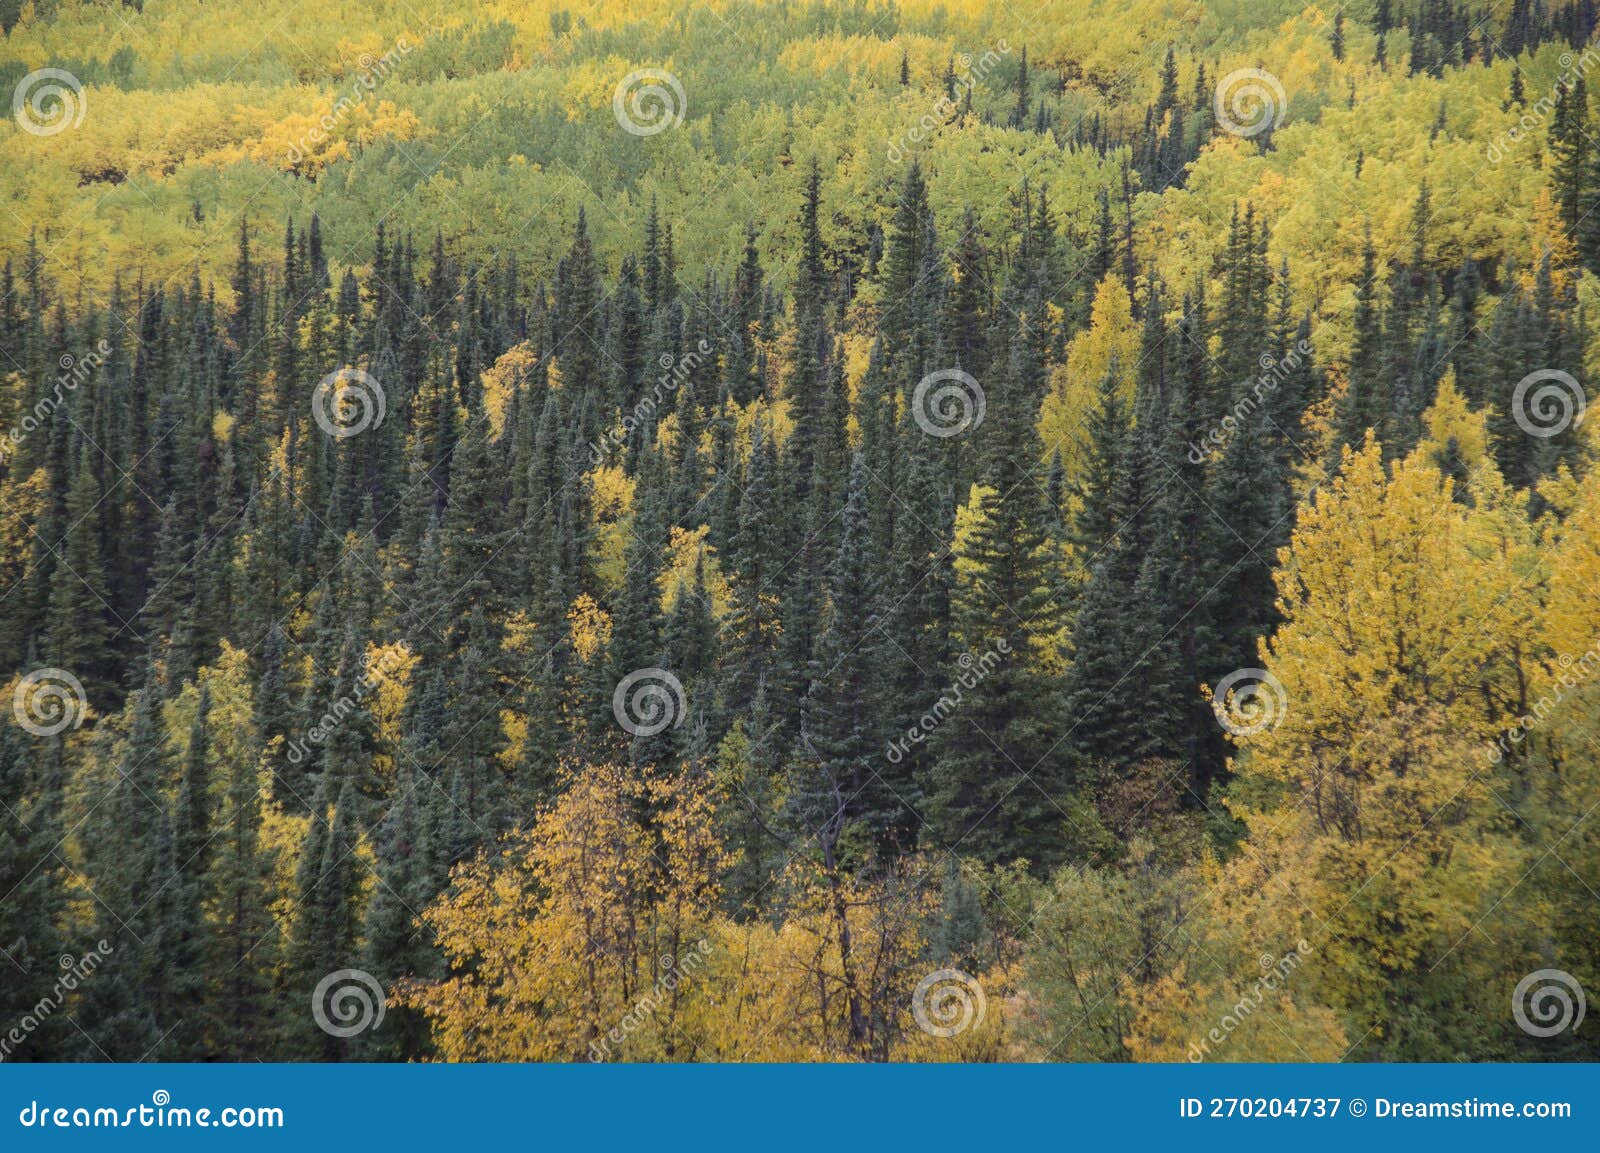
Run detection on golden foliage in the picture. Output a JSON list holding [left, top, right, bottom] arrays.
[[1038, 275, 1140, 485], [1416, 370, 1489, 473], [566, 594, 612, 663], [210, 97, 423, 176], [400, 761, 727, 1062], [587, 464, 637, 596], [479, 341, 542, 436], [659, 524, 730, 617], [1199, 440, 1538, 1051]]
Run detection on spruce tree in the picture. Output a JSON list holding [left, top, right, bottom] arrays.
[[792, 454, 888, 858], [924, 336, 1076, 869], [0, 722, 68, 1059], [46, 452, 114, 700], [292, 778, 364, 1058]]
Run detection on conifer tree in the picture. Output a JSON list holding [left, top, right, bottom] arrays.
[[292, 778, 364, 1058], [362, 768, 438, 1059], [1338, 227, 1387, 454], [46, 452, 114, 699], [0, 721, 68, 1059], [75, 670, 171, 1059], [925, 334, 1076, 868], [793, 454, 888, 853]]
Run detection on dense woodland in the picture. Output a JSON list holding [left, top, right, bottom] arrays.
[[3, 0, 1600, 1062]]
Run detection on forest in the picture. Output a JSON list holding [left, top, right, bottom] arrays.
[[1, 0, 1599, 1062]]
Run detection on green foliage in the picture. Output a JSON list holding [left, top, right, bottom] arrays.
[[2, 0, 1599, 1064]]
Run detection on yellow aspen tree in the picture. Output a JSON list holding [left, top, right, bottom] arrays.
[[401, 761, 727, 1061], [1209, 439, 1532, 1056]]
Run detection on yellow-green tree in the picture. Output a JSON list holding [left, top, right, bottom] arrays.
[[1194, 440, 1540, 1058], [401, 760, 727, 1061]]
